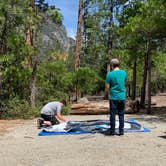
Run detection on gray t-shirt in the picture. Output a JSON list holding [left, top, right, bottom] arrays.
[[41, 101, 62, 116]]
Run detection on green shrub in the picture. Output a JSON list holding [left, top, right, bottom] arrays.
[[75, 67, 102, 95], [0, 98, 39, 119], [47, 8, 63, 25], [61, 105, 70, 115]]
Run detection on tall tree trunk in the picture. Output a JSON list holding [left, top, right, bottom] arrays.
[[26, 0, 38, 107], [156, 72, 160, 94], [31, 0, 35, 7], [140, 51, 148, 108], [82, 0, 88, 49], [107, 0, 113, 57], [0, 10, 8, 96], [25, 28, 34, 68], [0, 11, 8, 54], [30, 57, 38, 107], [128, 83, 131, 98], [131, 56, 137, 100], [145, 75, 148, 101], [146, 39, 152, 114], [75, 0, 83, 101], [75, 0, 83, 70], [104, 0, 113, 100]]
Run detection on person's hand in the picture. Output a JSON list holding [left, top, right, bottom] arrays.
[[65, 120, 69, 123], [67, 121, 74, 125]]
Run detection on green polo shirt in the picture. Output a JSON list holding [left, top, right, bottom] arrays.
[[105, 69, 127, 100]]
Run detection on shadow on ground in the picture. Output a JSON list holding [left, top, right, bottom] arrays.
[[128, 106, 166, 123], [158, 135, 166, 139]]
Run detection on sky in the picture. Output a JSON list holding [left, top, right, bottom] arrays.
[[45, 0, 79, 39]]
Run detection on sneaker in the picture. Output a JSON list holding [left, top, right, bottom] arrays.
[[37, 118, 44, 129], [104, 129, 116, 136], [109, 131, 116, 136], [118, 131, 124, 136]]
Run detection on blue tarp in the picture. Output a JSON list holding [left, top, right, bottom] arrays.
[[38, 118, 150, 136]]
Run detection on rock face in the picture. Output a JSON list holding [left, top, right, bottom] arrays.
[[41, 17, 75, 54]]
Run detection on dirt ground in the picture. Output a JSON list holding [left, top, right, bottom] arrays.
[[0, 95, 166, 166]]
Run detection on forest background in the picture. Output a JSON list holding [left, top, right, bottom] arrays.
[[0, 0, 165, 119]]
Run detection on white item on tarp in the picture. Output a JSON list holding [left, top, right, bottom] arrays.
[[43, 122, 67, 132], [116, 121, 131, 129]]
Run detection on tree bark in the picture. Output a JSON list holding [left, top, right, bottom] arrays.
[[0, 10, 8, 97], [31, 0, 35, 7], [156, 72, 160, 94], [128, 83, 131, 98], [131, 56, 137, 100], [107, 0, 113, 57], [146, 39, 152, 114], [30, 57, 38, 107], [26, 0, 38, 107], [70, 102, 109, 115], [75, 0, 83, 70], [0, 11, 8, 54], [140, 51, 148, 107], [75, 0, 83, 101]]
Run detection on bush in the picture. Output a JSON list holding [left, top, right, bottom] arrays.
[[61, 105, 70, 115], [36, 61, 73, 107], [0, 98, 39, 119], [75, 67, 102, 95], [47, 9, 63, 25]]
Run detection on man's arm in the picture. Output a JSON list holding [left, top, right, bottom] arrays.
[[104, 71, 111, 100], [55, 112, 68, 123], [104, 84, 110, 100]]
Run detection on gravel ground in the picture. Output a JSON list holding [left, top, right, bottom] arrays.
[[0, 114, 166, 166]]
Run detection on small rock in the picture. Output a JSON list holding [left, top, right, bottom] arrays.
[[77, 97, 89, 103]]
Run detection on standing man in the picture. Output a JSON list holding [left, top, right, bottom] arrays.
[[37, 100, 68, 129], [105, 58, 127, 135]]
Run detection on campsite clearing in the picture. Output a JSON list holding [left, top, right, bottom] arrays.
[[0, 113, 166, 166], [0, 95, 166, 166]]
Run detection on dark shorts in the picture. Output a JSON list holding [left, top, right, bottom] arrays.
[[41, 114, 59, 125]]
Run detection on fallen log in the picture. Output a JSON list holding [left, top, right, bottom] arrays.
[[70, 108, 109, 115], [70, 100, 139, 115], [70, 101, 109, 114], [71, 104, 108, 109], [86, 96, 104, 101], [71, 103, 97, 109]]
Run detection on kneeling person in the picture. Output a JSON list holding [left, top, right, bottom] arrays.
[[37, 100, 68, 128]]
